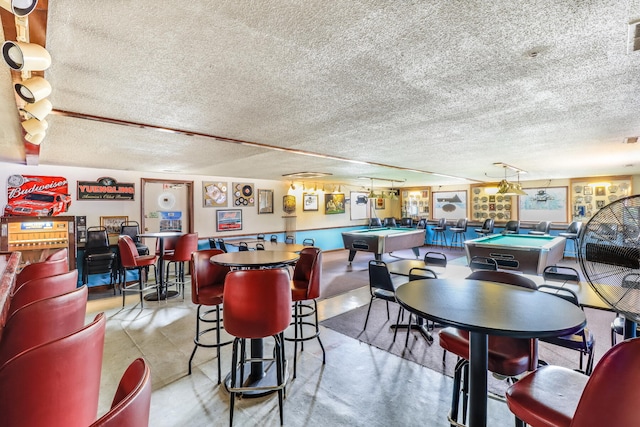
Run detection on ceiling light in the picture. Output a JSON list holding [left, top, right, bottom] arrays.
[[495, 164, 527, 196], [0, 0, 38, 17], [2, 41, 51, 71], [15, 76, 51, 103], [290, 182, 296, 190], [20, 98, 52, 120], [21, 117, 48, 135], [623, 137, 638, 144], [282, 172, 332, 179], [24, 131, 45, 145]]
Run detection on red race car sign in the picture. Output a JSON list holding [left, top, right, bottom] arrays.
[[4, 174, 72, 217]]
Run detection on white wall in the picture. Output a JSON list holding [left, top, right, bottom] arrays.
[[0, 162, 394, 237]]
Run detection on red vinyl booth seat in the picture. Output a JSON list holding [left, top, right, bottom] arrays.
[[14, 257, 69, 290], [90, 357, 152, 427], [7, 269, 78, 318], [0, 313, 106, 427]]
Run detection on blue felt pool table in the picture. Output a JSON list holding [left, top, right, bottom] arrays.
[[464, 234, 566, 275], [341, 227, 426, 262]]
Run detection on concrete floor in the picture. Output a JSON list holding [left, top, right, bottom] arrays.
[[86, 248, 518, 426]]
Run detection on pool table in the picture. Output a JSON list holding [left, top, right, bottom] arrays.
[[341, 228, 426, 262], [464, 234, 566, 275]]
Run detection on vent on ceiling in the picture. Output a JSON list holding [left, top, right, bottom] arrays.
[[623, 136, 638, 144], [630, 20, 640, 53]]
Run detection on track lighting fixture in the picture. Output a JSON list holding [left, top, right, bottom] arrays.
[[21, 117, 47, 135], [20, 98, 52, 120], [0, 0, 38, 17], [2, 41, 51, 71], [290, 182, 296, 190], [24, 131, 44, 145], [14, 76, 51, 103]]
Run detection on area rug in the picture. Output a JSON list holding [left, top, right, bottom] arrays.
[[321, 300, 616, 396]]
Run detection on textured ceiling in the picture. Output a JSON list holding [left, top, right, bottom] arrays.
[[1, 1, 639, 187]]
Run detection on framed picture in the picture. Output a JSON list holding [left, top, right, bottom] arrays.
[[216, 209, 242, 232], [596, 200, 606, 208], [583, 186, 593, 195], [232, 182, 255, 207], [283, 195, 296, 214], [518, 187, 568, 222], [432, 191, 467, 220], [325, 193, 345, 214], [595, 186, 606, 197], [257, 189, 274, 214], [375, 198, 385, 210], [203, 181, 228, 207], [100, 215, 128, 236], [303, 193, 319, 211], [350, 191, 369, 220]]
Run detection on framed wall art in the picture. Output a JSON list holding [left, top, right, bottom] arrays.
[[518, 187, 568, 222], [257, 189, 274, 214], [100, 215, 128, 235], [375, 198, 385, 210], [232, 182, 255, 207], [350, 191, 369, 220], [325, 193, 345, 214], [203, 181, 227, 207], [216, 209, 242, 231], [283, 195, 296, 214], [432, 191, 467, 220], [303, 193, 319, 211]]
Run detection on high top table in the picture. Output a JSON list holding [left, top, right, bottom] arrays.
[[211, 250, 299, 397], [395, 278, 586, 427], [138, 231, 184, 301]]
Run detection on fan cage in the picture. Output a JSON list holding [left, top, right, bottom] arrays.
[[578, 195, 640, 323]]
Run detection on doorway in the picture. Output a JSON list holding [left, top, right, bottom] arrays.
[[140, 178, 194, 235]]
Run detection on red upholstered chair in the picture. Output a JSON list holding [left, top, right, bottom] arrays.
[[285, 247, 325, 378], [14, 257, 68, 290], [439, 270, 538, 426], [45, 247, 68, 262], [162, 233, 198, 299], [118, 235, 158, 308], [188, 249, 232, 383], [0, 313, 106, 427], [0, 285, 88, 366], [7, 269, 78, 317], [90, 358, 152, 427], [506, 337, 640, 427], [224, 269, 292, 426]]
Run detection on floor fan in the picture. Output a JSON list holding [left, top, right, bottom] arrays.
[[578, 195, 640, 339]]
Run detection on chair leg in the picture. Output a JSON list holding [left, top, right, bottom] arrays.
[[449, 358, 466, 426], [293, 301, 300, 378], [363, 297, 375, 330], [392, 306, 403, 342], [229, 338, 240, 427], [275, 333, 285, 425]]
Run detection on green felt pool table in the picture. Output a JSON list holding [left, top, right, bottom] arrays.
[[464, 234, 566, 275], [341, 227, 426, 262]]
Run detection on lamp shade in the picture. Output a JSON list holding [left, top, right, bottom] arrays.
[[21, 117, 48, 135], [15, 76, 51, 103], [24, 131, 45, 145], [0, 0, 38, 16], [20, 98, 52, 120], [2, 41, 51, 71]]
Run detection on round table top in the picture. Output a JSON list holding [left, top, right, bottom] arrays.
[[210, 251, 300, 268], [395, 279, 586, 339], [257, 242, 306, 252], [138, 231, 184, 238]]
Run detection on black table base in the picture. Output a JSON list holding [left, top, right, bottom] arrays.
[[224, 359, 280, 398], [391, 317, 434, 344], [144, 290, 180, 301]]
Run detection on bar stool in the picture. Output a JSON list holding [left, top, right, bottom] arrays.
[[284, 247, 325, 378], [474, 218, 494, 237], [224, 269, 292, 426], [559, 221, 582, 258], [163, 233, 198, 299], [188, 249, 232, 383], [118, 235, 158, 308], [449, 218, 468, 249], [432, 218, 448, 247]]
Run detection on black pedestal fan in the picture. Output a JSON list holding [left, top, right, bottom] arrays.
[[578, 195, 640, 339]]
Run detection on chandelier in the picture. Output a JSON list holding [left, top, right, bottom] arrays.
[[495, 163, 527, 196]]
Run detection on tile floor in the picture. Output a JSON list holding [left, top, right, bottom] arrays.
[[86, 249, 524, 426]]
